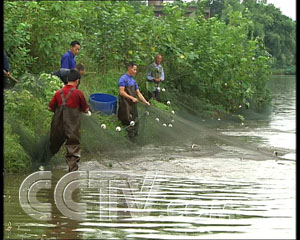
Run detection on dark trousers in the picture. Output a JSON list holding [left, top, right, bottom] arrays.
[[50, 106, 81, 172], [147, 90, 160, 101], [118, 86, 139, 142]]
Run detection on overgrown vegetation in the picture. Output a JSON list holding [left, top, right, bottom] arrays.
[[4, 74, 62, 172], [4, 0, 293, 172], [209, 0, 296, 71]]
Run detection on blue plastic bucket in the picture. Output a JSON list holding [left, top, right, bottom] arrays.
[[89, 93, 117, 115]]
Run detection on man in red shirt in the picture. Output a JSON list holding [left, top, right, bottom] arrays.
[[48, 69, 90, 172]]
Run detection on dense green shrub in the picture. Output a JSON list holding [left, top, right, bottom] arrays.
[[3, 73, 64, 172], [4, 1, 84, 74], [210, 0, 296, 68], [4, 1, 273, 116], [4, 121, 31, 173], [4, 74, 62, 136]]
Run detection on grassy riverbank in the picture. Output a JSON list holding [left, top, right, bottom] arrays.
[[4, 71, 174, 173]]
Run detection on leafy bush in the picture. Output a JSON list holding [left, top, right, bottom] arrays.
[[4, 1, 84, 74], [38, 73, 64, 102], [4, 121, 31, 173], [4, 88, 52, 136], [4, 73, 65, 172], [149, 99, 173, 112], [4, 1, 273, 116]]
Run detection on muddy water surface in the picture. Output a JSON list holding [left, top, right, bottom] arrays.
[[4, 75, 295, 239]]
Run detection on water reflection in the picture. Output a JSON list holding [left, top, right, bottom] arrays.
[[74, 170, 294, 239], [219, 75, 296, 156], [4, 165, 295, 239]]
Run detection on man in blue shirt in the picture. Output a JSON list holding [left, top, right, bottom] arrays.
[[118, 62, 150, 143], [146, 54, 165, 101], [61, 41, 81, 70], [51, 63, 85, 85]]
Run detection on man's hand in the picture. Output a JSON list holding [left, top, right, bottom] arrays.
[[131, 97, 138, 103], [154, 78, 160, 83], [3, 70, 10, 77]]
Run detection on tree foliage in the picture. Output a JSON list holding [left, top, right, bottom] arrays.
[[209, 0, 296, 68], [4, 1, 83, 74], [3, 1, 275, 113]]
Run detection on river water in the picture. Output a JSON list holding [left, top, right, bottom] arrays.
[[4, 75, 296, 239]]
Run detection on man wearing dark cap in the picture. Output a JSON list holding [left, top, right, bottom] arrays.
[[48, 69, 90, 172]]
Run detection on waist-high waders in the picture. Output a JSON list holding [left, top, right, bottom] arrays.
[[146, 65, 162, 101], [146, 80, 160, 101], [118, 85, 139, 142], [49, 88, 82, 172], [146, 79, 160, 101]]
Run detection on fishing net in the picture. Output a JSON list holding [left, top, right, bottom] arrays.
[[79, 85, 280, 164], [5, 75, 283, 172]]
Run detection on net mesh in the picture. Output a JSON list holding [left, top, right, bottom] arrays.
[[5, 78, 284, 172]]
